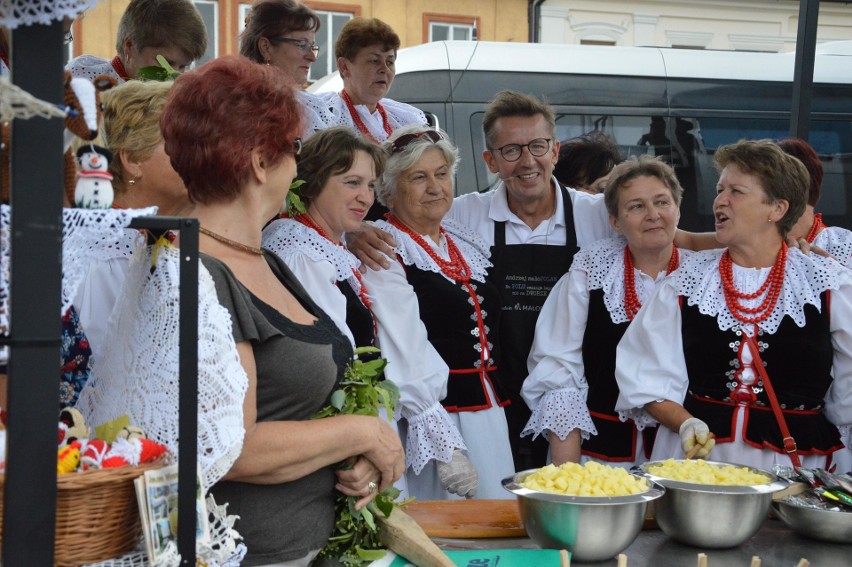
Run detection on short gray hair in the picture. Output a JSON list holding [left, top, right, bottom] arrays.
[[378, 124, 460, 206]]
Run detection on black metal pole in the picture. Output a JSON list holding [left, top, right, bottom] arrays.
[[791, 0, 820, 140], [177, 218, 199, 566], [3, 19, 65, 567]]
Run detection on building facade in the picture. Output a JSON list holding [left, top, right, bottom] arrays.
[[540, 0, 852, 52], [70, 0, 528, 83]]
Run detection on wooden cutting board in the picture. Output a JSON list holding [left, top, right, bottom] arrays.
[[403, 500, 527, 538]]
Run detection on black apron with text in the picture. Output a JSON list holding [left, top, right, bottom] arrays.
[[489, 184, 577, 470]]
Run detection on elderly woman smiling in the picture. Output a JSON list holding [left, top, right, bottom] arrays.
[[615, 139, 852, 470], [363, 125, 514, 499], [522, 156, 687, 468]]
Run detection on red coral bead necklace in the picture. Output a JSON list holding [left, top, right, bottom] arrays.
[[623, 245, 680, 320], [720, 243, 787, 325], [341, 89, 393, 144], [806, 213, 826, 244]]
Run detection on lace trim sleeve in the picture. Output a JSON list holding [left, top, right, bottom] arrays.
[[617, 408, 659, 431], [404, 402, 467, 474], [521, 388, 596, 441]]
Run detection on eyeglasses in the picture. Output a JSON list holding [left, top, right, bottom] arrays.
[[489, 138, 553, 162], [293, 137, 302, 156], [272, 37, 320, 56], [391, 130, 443, 154]]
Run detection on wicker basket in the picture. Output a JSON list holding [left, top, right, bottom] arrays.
[[0, 459, 164, 566]]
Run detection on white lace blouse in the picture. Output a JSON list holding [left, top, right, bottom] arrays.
[[814, 225, 852, 268], [314, 92, 427, 143], [521, 236, 688, 441]]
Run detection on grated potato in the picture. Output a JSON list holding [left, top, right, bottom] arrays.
[[646, 459, 770, 486], [521, 461, 649, 496]]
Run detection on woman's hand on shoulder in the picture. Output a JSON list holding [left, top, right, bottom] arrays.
[[346, 223, 397, 272]]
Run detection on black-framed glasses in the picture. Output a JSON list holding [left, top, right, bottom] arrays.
[[272, 37, 320, 56], [391, 130, 443, 154], [489, 137, 553, 162]]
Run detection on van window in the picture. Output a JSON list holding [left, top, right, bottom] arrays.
[[468, 111, 852, 231]]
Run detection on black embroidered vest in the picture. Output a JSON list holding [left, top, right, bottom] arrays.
[[402, 264, 509, 412], [680, 293, 842, 454]]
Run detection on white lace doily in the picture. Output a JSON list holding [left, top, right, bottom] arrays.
[[0, 205, 155, 339], [0, 76, 67, 121], [315, 92, 427, 143], [0, 0, 102, 28], [373, 218, 492, 283], [75, 243, 247, 492], [674, 247, 846, 335], [405, 402, 467, 474], [83, 495, 246, 567], [262, 218, 364, 297]]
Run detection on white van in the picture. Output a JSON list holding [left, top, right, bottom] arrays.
[[309, 41, 852, 231]]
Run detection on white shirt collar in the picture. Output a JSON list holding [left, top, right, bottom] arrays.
[[487, 176, 566, 228]]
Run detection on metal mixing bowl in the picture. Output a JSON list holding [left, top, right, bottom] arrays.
[[772, 498, 852, 543], [502, 469, 665, 562], [636, 460, 788, 548]]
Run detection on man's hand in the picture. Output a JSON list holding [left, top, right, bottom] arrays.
[[346, 223, 398, 271]]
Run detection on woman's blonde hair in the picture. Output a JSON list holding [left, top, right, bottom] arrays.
[[100, 80, 173, 196]]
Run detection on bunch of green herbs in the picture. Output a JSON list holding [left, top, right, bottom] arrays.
[[312, 346, 408, 567]]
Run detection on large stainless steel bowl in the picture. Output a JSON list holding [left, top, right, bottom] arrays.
[[636, 460, 788, 548], [502, 469, 665, 562], [773, 498, 852, 543]]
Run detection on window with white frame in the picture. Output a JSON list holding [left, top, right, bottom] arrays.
[[310, 9, 354, 83], [192, 0, 218, 66], [429, 21, 474, 42]]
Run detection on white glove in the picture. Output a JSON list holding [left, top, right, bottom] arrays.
[[679, 417, 715, 458], [437, 449, 478, 498]]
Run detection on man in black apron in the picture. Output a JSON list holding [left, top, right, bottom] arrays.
[[476, 91, 598, 471]]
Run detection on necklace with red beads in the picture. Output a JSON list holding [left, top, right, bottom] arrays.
[[340, 89, 393, 144], [720, 243, 787, 325], [806, 213, 826, 244], [623, 245, 680, 320], [294, 214, 374, 312], [387, 215, 493, 369]]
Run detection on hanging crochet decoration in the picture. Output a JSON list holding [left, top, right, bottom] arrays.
[[0, 76, 67, 122], [0, 0, 102, 29]]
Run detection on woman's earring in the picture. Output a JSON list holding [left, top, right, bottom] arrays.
[[265, 59, 271, 66], [128, 178, 136, 186]]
